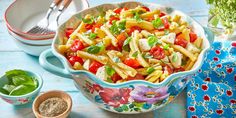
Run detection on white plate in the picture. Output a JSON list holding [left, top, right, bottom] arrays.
[[5, 0, 89, 40]]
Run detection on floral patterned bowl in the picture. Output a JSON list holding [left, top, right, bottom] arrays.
[[0, 70, 43, 105], [39, 2, 214, 114]]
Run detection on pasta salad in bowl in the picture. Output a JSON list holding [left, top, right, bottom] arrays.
[[39, 2, 214, 113]]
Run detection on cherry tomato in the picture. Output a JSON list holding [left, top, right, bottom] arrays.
[[127, 26, 142, 36], [127, 74, 145, 81], [117, 32, 127, 49], [174, 67, 185, 72], [65, 28, 74, 38], [150, 46, 166, 60], [85, 23, 93, 30], [92, 23, 103, 33], [161, 17, 170, 29], [123, 7, 129, 11], [70, 39, 85, 52], [124, 58, 140, 68], [114, 8, 122, 14], [89, 61, 104, 74], [106, 44, 120, 51], [189, 32, 198, 42], [68, 56, 84, 66], [175, 34, 188, 48], [165, 65, 173, 75], [111, 73, 122, 83], [142, 6, 150, 11], [145, 16, 154, 22], [159, 12, 166, 17], [109, 16, 120, 24]]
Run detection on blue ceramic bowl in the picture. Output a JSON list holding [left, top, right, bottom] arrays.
[[39, 2, 214, 114], [0, 70, 43, 105]]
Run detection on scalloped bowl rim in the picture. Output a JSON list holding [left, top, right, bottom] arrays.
[[51, 1, 211, 88]]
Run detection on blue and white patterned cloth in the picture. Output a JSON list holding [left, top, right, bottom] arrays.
[[187, 41, 236, 118]]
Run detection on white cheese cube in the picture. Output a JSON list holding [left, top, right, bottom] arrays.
[[186, 43, 200, 53], [138, 38, 151, 51], [161, 33, 176, 44], [95, 66, 107, 80], [83, 59, 90, 70], [169, 52, 182, 68]]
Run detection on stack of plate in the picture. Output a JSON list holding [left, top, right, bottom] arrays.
[[4, 0, 89, 56]]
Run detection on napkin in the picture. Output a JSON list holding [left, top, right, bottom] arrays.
[[187, 41, 236, 117]]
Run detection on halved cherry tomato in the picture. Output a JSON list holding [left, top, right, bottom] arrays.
[[174, 67, 185, 72], [114, 8, 122, 14], [70, 39, 85, 52], [189, 32, 198, 42], [85, 23, 94, 30], [159, 12, 166, 17], [142, 6, 150, 11], [68, 56, 84, 66], [124, 58, 140, 68], [165, 65, 173, 75], [123, 7, 129, 11], [161, 17, 170, 29], [89, 61, 104, 74], [65, 28, 74, 38], [111, 73, 122, 83], [106, 44, 120, 51], [175, 34, 188, 48], [150, 46, 166, 60], [127, 74, 145, 81], [127, 26, 142, 36], [117, 32, 127, 49], [109, 16, 120, 24], [92, 23, 103, 33]]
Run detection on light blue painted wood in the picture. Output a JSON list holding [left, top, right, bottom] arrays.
[[0, 0, 209, 117]]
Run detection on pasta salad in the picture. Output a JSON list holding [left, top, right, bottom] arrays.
[[58, 6, 203, 84]]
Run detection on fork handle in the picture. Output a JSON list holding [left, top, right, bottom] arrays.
[[58, 0, 72, 11], [50, 0, 63, 9]]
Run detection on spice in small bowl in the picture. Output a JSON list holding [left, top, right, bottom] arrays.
[[33, 90, 72, 118]]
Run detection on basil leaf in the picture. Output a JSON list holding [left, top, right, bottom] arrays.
[[96, 42, 105, 52], [5, 69, 27, 84], [172, 53, 178, 62], [109, 22, 120, 35], [147, 35, 160, 47], [152, 18, 162, 28], [147, 67, 155, 74], [87, 45, 101, 54], [163, 44, 170, 50], [82, 17, 94, 24], [89, 33, 97, 39], [132, 51, 138, 58], [0, 88, 9, 95], [106, 77, 113, 83], [118, 20, 126, 30], [12, 75, 35, 86], [2, 84, 16, 93], [134, 12, 142, 22], [143, 53, 153, 59], [9, 85, 36, 96], [105, 66, 115, 76], [122, 37, 131, 51], [113, 57, 121, 63]]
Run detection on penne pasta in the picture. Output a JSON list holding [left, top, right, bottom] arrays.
[[140, 9, 160, 18], [76, 33, 95, 45], [126, 19, 154, 31], [100, 25, 118, 47], [172, 45, 196, 61], [77, 51, 108, 64], [145, 70, 162, 82]]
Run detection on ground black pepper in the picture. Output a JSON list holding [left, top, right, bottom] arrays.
[[39, 97, 68, 117]]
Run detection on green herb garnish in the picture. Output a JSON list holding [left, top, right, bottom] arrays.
[[132, 51, 139, 58], [163, 44, 170, 50], [87, 45, 101, 54], [82, 17, 94, 24], [122, 37, 132, 51], [134, 12, 142, 22], [106, 77, 113, 83], [152, 18, 163, 28], [147, 67, 155, 74], [147, 35, 161, 47], [109, 21, 121, 35], [89, 33, 97, 39], [0, 70, 38, 96], [118, 20, 126, 30], [172, 53, 178, 62], [105, 66, 115, 76]]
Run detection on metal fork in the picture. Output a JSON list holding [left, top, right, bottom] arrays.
[[27, 0, 63, 34], [47, 0, 72, 33]]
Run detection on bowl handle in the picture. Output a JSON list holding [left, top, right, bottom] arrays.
[[204, 27, 215, 44], [39, 49, 72, 78]]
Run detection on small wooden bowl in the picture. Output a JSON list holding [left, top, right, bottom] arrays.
[[32, 90, 72, 118]]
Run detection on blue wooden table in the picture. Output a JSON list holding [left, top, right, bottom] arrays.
[[0, 0, 209, 117]]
